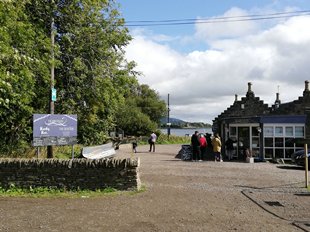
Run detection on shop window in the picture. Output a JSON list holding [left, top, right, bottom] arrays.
[[252, 137, 259, 148], [264, 138, 273, 147], [252, 127, 260, 136], [275, 149, 284, 159], [264, 149, 273, 159], [285, 138, 294, 147], [275, 127, 283, 136], [285, 127, 293, 137], [252, 149, 259, 157], [295, 126, 304, 137], [264, 126, 273, 137], [275, 137, 284, 147], [285, 149, 294, 159]]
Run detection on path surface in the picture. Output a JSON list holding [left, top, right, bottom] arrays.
[[0, 144, 309, 232]]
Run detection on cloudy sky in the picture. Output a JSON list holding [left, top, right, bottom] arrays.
[[118, 0, 310, 124]]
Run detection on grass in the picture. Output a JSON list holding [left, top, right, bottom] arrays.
[[0, 184, 146, 198]]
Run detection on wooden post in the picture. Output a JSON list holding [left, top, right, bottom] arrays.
[[305, 144, 309, 188]]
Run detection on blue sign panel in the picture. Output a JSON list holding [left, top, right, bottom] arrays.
[[51, 88, 57, 101], [33, 114, 77, 146]]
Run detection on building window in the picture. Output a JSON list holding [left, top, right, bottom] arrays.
[[265, 149, 273, 159], [285, 127, 293, 137], [275, 127, 283, 136], [264, 138, 273, 147], [295, 126, 304, 137], [264, 126, 273, 137], [275, 137, 284, 147], [264, 124, 305, 159]]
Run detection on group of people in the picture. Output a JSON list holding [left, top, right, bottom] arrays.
[[191, 131, 223, 162], [132, 132, 157, 153]]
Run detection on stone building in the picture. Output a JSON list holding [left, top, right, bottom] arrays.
[[212, 81, 310, 161]]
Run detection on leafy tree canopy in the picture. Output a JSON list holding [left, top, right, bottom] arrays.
[[0, 0, 167, 156]]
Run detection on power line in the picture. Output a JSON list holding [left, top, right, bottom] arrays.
[[124, 10, 310, 27]]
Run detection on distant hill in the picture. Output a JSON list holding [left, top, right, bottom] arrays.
[[160, 117, 211, 128]]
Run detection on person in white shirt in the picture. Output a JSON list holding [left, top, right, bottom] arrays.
[[149, 132, 157, 152]]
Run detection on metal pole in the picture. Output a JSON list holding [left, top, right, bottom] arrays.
[[71, 144, 74, 159], [305, 144, 309, 188], [167, 93, 170, 139], [47, 13, 55, 158]]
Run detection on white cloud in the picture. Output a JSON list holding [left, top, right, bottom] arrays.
[[124, 11, 310, 124], [195, 7, 259, 41]]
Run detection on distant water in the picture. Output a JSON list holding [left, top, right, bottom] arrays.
[[160, 128, 213, 137]]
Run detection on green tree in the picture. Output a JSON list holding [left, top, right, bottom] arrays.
[[116, 84, 167, 136], [134, 84, 166, 124], [26, 0, 136, 145], [0, 1, 50, 155]]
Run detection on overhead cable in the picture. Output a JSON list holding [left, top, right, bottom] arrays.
[[124, 10, 310, 27]]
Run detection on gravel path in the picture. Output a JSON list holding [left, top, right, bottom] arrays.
[[0, 144, 309, 232]]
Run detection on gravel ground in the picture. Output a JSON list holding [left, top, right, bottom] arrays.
[[0, 144, 309, 232]]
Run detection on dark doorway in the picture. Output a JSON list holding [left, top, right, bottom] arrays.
[[237, 127, 250, 160]]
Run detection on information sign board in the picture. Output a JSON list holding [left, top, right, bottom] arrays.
[[33, 114, 77, 146]]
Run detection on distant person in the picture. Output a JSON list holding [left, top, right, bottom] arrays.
[[199, 134, 207, 160], [225, 137, 235, 160], [132, 140, 138, 153], [212, 133, 222, 162], [149, 132, 157, 152], [191, 131, 201, 161]]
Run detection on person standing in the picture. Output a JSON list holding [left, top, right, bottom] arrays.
[[191, 131, 201, 161], [225, 137, 235, 160], [199, 134, 207, 161], [149, 132, 157, 152], [212, 133, 222, 162], [132, 140, 138, 153]]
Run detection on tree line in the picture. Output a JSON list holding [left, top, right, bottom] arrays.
[[0, 0, 166, 156]]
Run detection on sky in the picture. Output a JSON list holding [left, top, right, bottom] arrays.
[[117, 0, 310, 124]]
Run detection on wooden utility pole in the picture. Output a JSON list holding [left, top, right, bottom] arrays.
[[47, 13, 55, 158]]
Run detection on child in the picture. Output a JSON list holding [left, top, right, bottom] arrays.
[[132, 141, 137, 153]]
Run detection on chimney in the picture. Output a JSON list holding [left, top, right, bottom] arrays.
[[248, 82, 252, 92], [305, 80, 309, 92], [246, 82, 254, 98], [235, 94, 238, 102], [275, 92, 281, 108], [303, 80, 310, 96]]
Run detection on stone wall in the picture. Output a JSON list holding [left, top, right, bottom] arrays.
[[0, 158, 140, 191]]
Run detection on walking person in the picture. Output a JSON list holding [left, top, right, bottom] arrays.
[[199, 134, 207, 161], [212, 133, 223, 162], [191, 131, 201, 161], [149, 132, 157, 152]]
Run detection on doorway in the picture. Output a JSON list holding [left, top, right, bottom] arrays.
[[237, 127, 250, 159]]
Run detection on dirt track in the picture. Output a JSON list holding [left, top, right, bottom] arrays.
[[0, 144, 309, 232]]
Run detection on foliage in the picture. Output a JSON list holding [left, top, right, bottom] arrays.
[[156, 134, 191, 145], [0, 0, 167, 156], [116, 84, 166, 136], [0, 184, 117, 198], [0, 184, 146, 198], [0, 1, 50, 155]]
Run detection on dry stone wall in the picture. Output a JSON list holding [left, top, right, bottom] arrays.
[[0, 158, 140, 191]]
